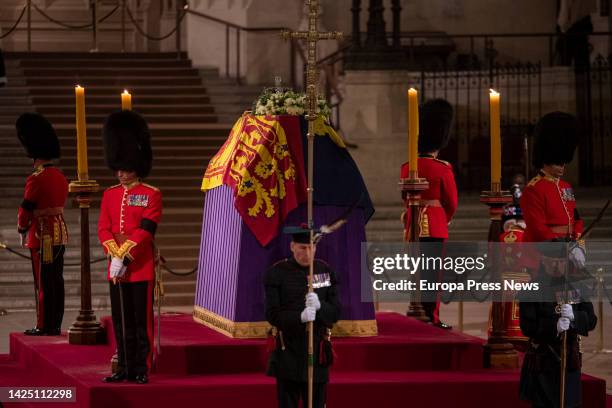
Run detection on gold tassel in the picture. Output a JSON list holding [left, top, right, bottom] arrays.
[[419, 207, 430, 238], [42, 235, 53, 264]]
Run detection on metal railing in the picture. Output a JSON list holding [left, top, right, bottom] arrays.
[[0, 0, 186, 54], [183, 7, 297, 86]]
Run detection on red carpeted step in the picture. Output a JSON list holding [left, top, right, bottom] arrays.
[[100, 312, 484, 375], [2, 313, 607, 408]]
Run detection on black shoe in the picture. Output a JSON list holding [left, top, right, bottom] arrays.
[[134, 374, 148, 384], [432, 321, 453, 330], [24, 328, 46, 336], [102, 372, 128, 383]]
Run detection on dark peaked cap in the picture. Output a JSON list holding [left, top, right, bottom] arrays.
[[103, 110, 152, 178], [532, 111, 579, 169], [418, 98, 454, 153], [16, 112, 60, 160]]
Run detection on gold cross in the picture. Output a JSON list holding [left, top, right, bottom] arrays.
[[281, 0, 343, 118]]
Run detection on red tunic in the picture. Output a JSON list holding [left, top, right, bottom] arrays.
[[520, 171, 583, 243], [400, 156, 458, 239], [17, 164, 69, 250], [98, 182, 162, 282]]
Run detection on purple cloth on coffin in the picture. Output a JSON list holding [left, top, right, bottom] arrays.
[[195, 185, 375, 323]]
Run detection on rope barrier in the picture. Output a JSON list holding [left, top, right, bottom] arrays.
[[0, 242, 106, 265], [32, 3, 119, 30], [125, 5, 186, 41], [159, 255, 197, 276], [0, 4, 27, 39], [2, 2, 184, 44]]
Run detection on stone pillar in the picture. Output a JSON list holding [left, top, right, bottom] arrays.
[[340, 70, 419, 206]]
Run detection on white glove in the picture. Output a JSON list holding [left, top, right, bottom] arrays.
[[305, 292, 321, 310], [19, 232, 28, 248], [300, 306, 316, 323], [557, 317, 570, 335], [110, 257, 125, 279], [560, 304, 574, 321]]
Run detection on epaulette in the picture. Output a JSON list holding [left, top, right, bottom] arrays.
[[434, 158, 451, 167], [141, 182, 160, 192], [108, 183, 122, 190], [527, 175, 542, 187], [32, 167, 45, 176]]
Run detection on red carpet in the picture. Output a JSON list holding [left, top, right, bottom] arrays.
[[0, 312, 606, 408]]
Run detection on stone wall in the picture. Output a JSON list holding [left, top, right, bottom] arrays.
[[340, 67, 583, 205]]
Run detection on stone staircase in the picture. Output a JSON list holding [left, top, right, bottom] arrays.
[[0, 51, 261, 311], [0, 0, 153, 52]]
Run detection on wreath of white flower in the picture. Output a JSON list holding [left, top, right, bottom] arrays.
[[252, 88, 331, 117]]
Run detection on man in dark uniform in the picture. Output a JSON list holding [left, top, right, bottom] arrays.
[[16, 113, 68, 336], [264, 228, 340, 408], [98, 111, 162, 385], [400, 98, 458, 328], [519, 112, 597, 408]]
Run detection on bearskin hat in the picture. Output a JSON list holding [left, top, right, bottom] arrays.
[[418, 98, 454, 153], [103, 110, 152, 178], [532, 111, 579, 169], [15, 113, 60, 160]]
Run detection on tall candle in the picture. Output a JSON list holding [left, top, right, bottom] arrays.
[[489, 89, 501, 191], [408, 88, 419, 175], [121, 89, 132, 111], [75, 85, 88, 181]]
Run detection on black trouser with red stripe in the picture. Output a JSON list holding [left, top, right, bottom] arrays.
[[109, 280, 154, 377], [419, 237, 444, 324], [30, 246, 65, 332]]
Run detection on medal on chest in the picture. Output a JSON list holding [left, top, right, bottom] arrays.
[[127, 194, 149, 207], [312, 272, 331, 289]]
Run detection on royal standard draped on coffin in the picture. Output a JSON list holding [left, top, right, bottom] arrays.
[[194, 113, 377, 338]]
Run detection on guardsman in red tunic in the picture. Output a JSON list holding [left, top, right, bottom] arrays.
[[519, 112, 596, 408], [16, 113, 68, 336], [400, 98, 458, 328], [98, 111, 161, 385]]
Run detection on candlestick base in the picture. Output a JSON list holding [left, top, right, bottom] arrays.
[[69, 180, 99, 194], [68, 310, 105, 345], [481, 189, 518, 368], [68, 178, 104, 345], [400, 177, 430, 322]]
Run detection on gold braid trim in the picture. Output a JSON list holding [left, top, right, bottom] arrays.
[[102, 240, 120, 258], [117, 240, 137, 261], [193, 306, 378, 338]]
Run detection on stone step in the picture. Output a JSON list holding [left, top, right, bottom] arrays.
[[0, 113, 219, 125], [0, 165, 209, 178], [6, 52, 188, 60], [0, 280, 109, 298], [18, 59, 193, 69], [31, 94, 212, 105], [26, 76, 204, 87], [0, 295, 111, 311], [27, 85, 209, 96], [22, 67, 201, 77], [35, 105, 217, 115], [0, 51, 269, 309], [0, 135, 226, 148]]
